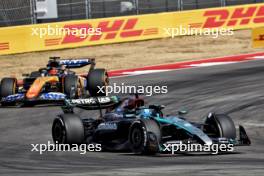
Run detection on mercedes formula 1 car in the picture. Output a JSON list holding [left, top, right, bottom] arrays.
[[0, 57, 109, 106], [52, 95, 251, 155]]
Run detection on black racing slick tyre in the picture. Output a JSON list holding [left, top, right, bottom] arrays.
[[0, 78, 18, 106], [129, 119, 161, 155], [87, 69, 109, 96], [0, 78, 17, 98], [205, 113, 236, 139], [52, 114, 84, 145], [63, 75, 79, 98]]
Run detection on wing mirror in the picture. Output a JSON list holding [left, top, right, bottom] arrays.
[[22, 73, 30, 77], [178, 109, 188, 115], [149, 105, 165, 111]]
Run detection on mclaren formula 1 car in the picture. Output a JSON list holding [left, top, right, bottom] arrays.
[[0, 57, 109, 106], [52, 95, 251, 155]]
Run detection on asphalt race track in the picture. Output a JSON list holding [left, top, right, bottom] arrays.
[[0, 59, 264, 176]]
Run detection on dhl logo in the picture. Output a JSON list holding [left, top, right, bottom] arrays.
[[254, 34, 264, 41], [190, 5, 264, 28], [0, 42, 9, 50], [45, 18, 158, 46]]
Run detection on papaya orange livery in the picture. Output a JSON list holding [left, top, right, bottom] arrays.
[[26, 77, 59, 99], [0, 57, 109, 106]]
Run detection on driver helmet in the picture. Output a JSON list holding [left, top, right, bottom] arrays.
[[48, 67, 58, 75], [139, 109, 152, 118]]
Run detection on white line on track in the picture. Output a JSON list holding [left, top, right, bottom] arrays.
[[110, 54, 264, 78], [252, 56, 264, 59], [243, 123, 264, 127], [189, 61, 237, 67], [122, 69, 171, 75]]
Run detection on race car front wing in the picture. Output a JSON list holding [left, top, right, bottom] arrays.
[[1, 92, 66, 105]]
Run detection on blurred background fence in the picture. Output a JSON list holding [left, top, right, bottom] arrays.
[[0, 0, 264, 27]]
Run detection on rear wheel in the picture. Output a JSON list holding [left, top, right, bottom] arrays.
[[129, 119, 161, 155], [52, 114, 84, 144], [63, 75, 80, 98], [87, 69, 109, 96], [204, 113, 236, 139]]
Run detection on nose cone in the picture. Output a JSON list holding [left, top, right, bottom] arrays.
[[26, 92, 38, 99]]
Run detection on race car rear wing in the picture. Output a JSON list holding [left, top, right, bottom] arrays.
[[59, 58, 95, 69], [62, 96, 119, 113], [49, 57, 96, 69]]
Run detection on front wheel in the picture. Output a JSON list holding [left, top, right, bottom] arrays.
[[52, 114, 84, 144], [0, 78, 17, 98], [0, 78, 17, 106], [204, 113, 236, 139], [129, 119, 161, 155]]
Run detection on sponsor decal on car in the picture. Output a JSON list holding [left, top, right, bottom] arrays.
[[59, 59, 91, 65], [97, 122, 118, 130], [39, 92, 66, 100], [70, 97, 111, 105], [1, 93, 24, 102]]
